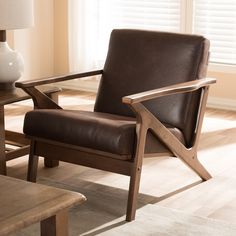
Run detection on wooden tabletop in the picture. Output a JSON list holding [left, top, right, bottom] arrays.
[[0, 175, 86, 235], [0, 85, 61, 106]]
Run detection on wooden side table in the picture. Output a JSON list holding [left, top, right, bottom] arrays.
[[0, 175, 86, 236], [0, 86, 60, 175]]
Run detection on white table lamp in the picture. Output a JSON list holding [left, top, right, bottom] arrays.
[[0, 0, 34, 90]]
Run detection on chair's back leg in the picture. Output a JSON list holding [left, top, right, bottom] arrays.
[[185, 154, 211, 181], [44, 159, 59, 168], [27, 140, 39, 182], [181, 87, 211, 181]]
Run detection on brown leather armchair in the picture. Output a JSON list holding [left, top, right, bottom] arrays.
[[16, 29, 216, 221]]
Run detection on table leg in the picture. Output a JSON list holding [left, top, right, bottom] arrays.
[[40, 210, 68, 236], [44, 92, 59, 168], [0, 105, 6, 175]]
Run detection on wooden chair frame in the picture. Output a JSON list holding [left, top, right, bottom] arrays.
[[16, 71, 216, 221]]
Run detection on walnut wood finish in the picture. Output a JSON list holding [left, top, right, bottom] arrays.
[[26, 138, 133, 183], [0, 106, 6, 174], [0, 85, 60, 105], [124, 78, 215, 220], [0, 175, 86, 236], [40, 210, 69, 236], [123, 78, 216, 104], [7, 90, 236, 226], [0, 86, 60, 175], [16, 70, 102, 110], [16, 30, 216, 222], [0, 30, 6, 42], [16, 72, 216, 221], [15, 70, 103, 88]]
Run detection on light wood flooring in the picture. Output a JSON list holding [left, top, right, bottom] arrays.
[[4, 89, 236, 225]]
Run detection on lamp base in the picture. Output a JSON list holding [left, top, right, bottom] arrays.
[[0, 41, 24, 85], [0, 82, 15, 90]]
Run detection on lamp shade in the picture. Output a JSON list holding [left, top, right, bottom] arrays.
[[0, 0, 34, 30]]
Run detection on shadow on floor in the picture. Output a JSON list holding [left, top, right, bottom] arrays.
[[36, 177, 202, 235]]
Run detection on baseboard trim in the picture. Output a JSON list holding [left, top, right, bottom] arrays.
[[207, 97, 236, 111]]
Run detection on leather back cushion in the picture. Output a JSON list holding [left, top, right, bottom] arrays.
[[94, 29, 209, 146]]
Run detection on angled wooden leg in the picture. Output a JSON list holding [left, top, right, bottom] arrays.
[[183, 154, 211, 181], [40, 210, 68, 236], [182, 88, 211, 181], [27, 141, 39, 182], [126, 124, 147, 221], [126, 164, 142, 222]]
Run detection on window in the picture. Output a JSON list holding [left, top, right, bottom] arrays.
[[193, 0, 236, 65], [69, 0, 236, 71], [96, 0, 181, 65]]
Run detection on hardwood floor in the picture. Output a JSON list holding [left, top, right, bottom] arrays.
[[159, 107, 236, 223], [4, 89, 236, 225]]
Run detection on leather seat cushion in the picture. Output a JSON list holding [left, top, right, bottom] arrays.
[[23, 109, 185, 158]]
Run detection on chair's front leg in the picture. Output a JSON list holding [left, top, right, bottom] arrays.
[[126, 122, 148, 221], [27, 141, 39, 182]]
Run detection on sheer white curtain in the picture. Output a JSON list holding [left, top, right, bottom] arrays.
[[68, 0, 181, 72], [68, 0, 99, 72]]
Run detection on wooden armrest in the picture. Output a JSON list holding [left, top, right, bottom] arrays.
[[15, 69, 103, 88], [123, 78, 216, 104]]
